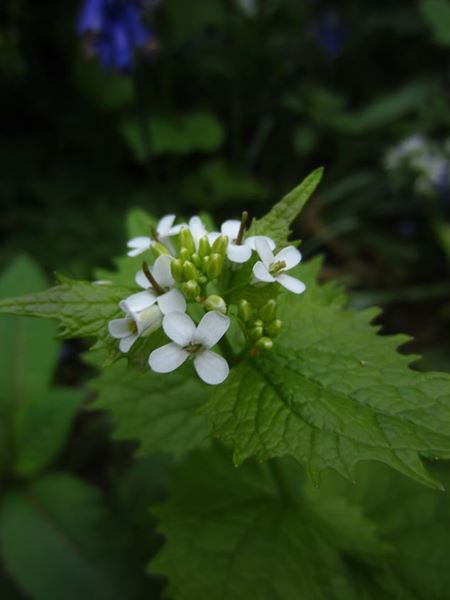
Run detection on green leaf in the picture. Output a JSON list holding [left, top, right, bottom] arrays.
[[247, 167, 323, 247], [0, 474, 138, 600], [419, 0, 450, 46], [121, 112, 224, 161], [0, 257, 83, 475], [203, 260, 450, 489], [0, 276, 132, 363], [151, 448, 388, 600], [91, 359, 211, 458]]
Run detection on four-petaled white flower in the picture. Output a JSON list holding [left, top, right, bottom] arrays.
[[109, 303, 164, 353], [149, 311, 230, 385], [252, 238, 306, 294], [209, 220, 276, 264], [127, 214, 183, 257]]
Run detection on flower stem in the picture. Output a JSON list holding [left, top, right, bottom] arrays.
[[142, 261, 164, 294]]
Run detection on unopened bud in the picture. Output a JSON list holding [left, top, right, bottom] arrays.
[[250, 326, 264, 341], [179, 227, 196, 255], [206, 253, 224, 279], [255, 337, 273, 351], [253, 319, 264, 329], [191, 253, 201, 268], [198, 275, 208, 286], [183, 261, 199, 281], [170, 259, 184, 282], [238, 299, 252, 322], [212, 235, 228, 255], [260, 299, 277, 322], [202, 256, 210, 270], [179, 247, 191, 262], [198, 236, 211, 258], [204, 295, 227, 314], [266, 319, 282, 337], [182, 280, 201, 299], [151, 241, 170, 258]]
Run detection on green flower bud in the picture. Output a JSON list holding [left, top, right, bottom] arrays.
[[183, 261, 199, 281], [204, 295, 227, 314], [198, 275, 208, 286], [253, 319, 264, 329], [202, 256, 210, 270], [179, 247, 191, 262], [150, 241, 170, 258], [255, 337, 274, 351], [212, 235, 228, 255], [179, 227, 196, 255], [260, 299, 277, 322], [266, 319, 282, 337], [198, 236, 211, 258], [191, 253, 202, 268], [170, 259, 184, 282], [206, 253, 224, 279], [238, 299, 253, 322], [250, 326, 264, 341], [182, 280, 201, 299]]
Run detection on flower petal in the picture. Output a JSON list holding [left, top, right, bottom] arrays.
[[245, 235, 276, 252], [273, 246, 302, 270], [162, 312, 196, 345], [194, 311, 230, 349], [108, 318, 133, 339], [158, 289, 186, 315], [189, 216, 207, 241], [149, 343, 189, 373], [127, 236, 151, 249], [194, 350, 229, 385], [252, 261, 275, 283], [208, 232, 220, 246], [227, 243, 252, 264], [127, 247, 148, 257], [255, 238, 274, 267], [152, 255, 174, 289], [221, 220, 240, 240], [157, 214, 176, 237], [135, 269, 151, 289], [276, 273, 306, 294], [120, 290, 157, 314], [119, 334, 138, 353]]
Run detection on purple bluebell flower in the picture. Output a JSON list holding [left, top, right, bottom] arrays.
[[77, 0, 158, 71], [314, 11, 346, 59]]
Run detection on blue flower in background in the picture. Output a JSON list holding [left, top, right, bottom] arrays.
[[77, 0, 159, 71], [314, 11, 346, 59]]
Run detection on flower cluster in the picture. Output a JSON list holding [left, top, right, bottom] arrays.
[[384, 134, 450, 200], [109, 213, 306, 385], [77, 0, 160, 71]]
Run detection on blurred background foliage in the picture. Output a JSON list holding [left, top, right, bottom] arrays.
[[0, 0, 450, 597]]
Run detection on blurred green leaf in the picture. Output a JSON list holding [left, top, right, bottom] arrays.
[[121, 112, 224, 161], [151, 448, 388, 600], [0, 474, 136, 600], [166, 0, 226, 43], [0, 257, 82, 476], [419, 0, 450, 46], [72, 57, 134, 110]]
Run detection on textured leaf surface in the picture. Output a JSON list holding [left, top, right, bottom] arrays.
[[204, 260, 450, 488], [91, 359, 211, 458], [0, 257, 83, 475], [151, 448, 388, 600], [247, 167, 323, 247], [0, 474, 131, 600]]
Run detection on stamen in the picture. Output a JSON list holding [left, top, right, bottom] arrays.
[[142, 261, 164, 295], [235, 211, 249, 245], [269, 260, 286, 275], [184, 342, 202, 354]]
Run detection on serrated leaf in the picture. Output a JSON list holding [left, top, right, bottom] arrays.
[[0, 277, 132, 362], [91, 359, 211, 458], [0, 257, 83, 475], [0, 473, 141, 600], [151, 448, 388, 600], [247, 167, 323, 247], [203, 261, 450, 489]]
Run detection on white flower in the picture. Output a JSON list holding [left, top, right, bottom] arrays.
[[127, 214, 183, 257], [252, 238, 306, 294], [109, 255, 186, 353], [208, 220, 276, 264], [149, 311, 230, 385]]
